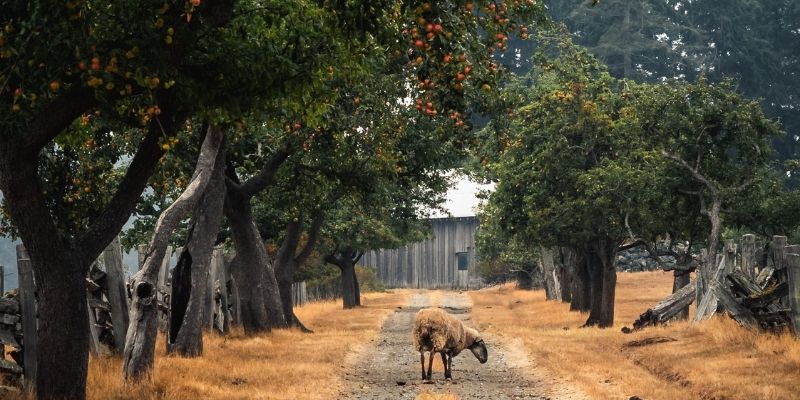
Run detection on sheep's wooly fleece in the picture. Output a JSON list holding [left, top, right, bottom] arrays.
[[412, 307, 480, 355]]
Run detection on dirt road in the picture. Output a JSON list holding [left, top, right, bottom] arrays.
[[340, 291, 588, 400]]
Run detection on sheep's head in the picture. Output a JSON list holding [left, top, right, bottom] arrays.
[[468, 338, 488, 364]]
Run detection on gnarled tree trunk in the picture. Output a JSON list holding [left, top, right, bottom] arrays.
[[223, 150, 291, 334], [123, 125, 223, 380], [274, 214, 324, 331], [224, 197, 287, 333], [167, 141, 226, 356]]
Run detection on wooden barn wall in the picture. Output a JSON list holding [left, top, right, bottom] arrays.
[[359, 217, 483, 289]]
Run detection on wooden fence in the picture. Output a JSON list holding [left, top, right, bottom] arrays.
[[622, 234, 800, 335]]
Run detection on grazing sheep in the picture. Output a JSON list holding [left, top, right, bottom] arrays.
[[412, 307, 488, 380]]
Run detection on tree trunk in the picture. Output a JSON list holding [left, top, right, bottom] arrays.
[[584, 239, 617, 328], [341, 259, 359, 309], [327, 250, 360, 310], [570, 253, 591, 312], [224, 194, 287, 333], [672, 271, 691, 320], [222, 149, 292, 334], [539, 247, 558, 300], [123, 126, 223, 380], [556, 247, 574, 303], [274, 220, 302, 327], [34, 257, 90, 399], [353, 265, 362, 307], [702, 199, 723, 294], [167, 144, 226, 356]]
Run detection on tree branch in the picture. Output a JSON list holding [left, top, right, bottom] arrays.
[[324, 254, 344, 268], [662, 150, 719, 196], [276, 218, 302, 267], [294, 213, 325, 267], [76, 109, 184, 262], [134, 124, 224, 280], [617, 238, 647, 252], [353, 250, 364, 264], [20, 87, 98, 152], [239, 147, 292, 199]]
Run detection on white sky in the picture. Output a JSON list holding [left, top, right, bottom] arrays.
[[430, 175, 494, 218]]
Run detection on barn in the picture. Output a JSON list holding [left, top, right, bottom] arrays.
[[359, 216, 482, 289]]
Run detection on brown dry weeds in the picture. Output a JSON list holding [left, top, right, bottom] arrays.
[[78, 291, 408, 400], [468, 271, 800, 400]]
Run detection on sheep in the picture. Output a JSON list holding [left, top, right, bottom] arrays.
[[412, 307, 488, 380]]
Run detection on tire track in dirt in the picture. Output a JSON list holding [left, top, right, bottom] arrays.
[[340, 290, 589, 400]]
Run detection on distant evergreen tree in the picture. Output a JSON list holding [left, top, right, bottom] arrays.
[[546, 0, 800, 161]]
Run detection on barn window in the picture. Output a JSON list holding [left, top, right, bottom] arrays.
[[456, 252, 469, 271]]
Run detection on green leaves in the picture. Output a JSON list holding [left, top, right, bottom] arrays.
[[476, 30, 787, 259]]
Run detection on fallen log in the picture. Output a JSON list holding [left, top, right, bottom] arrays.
[[712, 284, 758, 328], [623, 281, 697, 333], [727, 271, 763, 298], [742, 282, 788, 309]]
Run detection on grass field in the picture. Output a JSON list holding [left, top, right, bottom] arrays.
[[7, 271, 800, 400], [469, 271, 800, 400], [78, 291, 407, 400]]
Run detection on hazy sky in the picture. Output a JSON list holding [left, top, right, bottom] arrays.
[[431, 176, 493, 218]]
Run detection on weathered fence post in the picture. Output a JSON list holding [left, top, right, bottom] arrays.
[[16, 245, 36, 390], [158, 246, 173, 331], [229, 277, 241, 326], [205, 250, 216, 330], [103, 237, 129, 354], [86, 298, 101, 354], [771, 236, 788, 307], [786, 252, 800, 336], [694, 254, 726, 323], [741, 234, 756, 278], [724, 240, 737, 276], [213, 246, 230, 333], [696, 248, 708, 306], [770, 235, 788, 270]]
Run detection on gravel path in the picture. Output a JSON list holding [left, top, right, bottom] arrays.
[[339, 291, 589, 400]]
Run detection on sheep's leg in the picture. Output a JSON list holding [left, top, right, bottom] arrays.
[[441, 352, 451, 379], [420, 352, 426, 380], [448, 353, 454, 379], [426, 351, 434, 380]]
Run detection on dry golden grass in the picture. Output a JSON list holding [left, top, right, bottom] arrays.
[[415, 391, 460, 400], [74, 291, 407, 400], [469, 271, 800, 400]]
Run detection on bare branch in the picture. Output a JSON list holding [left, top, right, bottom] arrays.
[[661, 150, 719, 196]]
